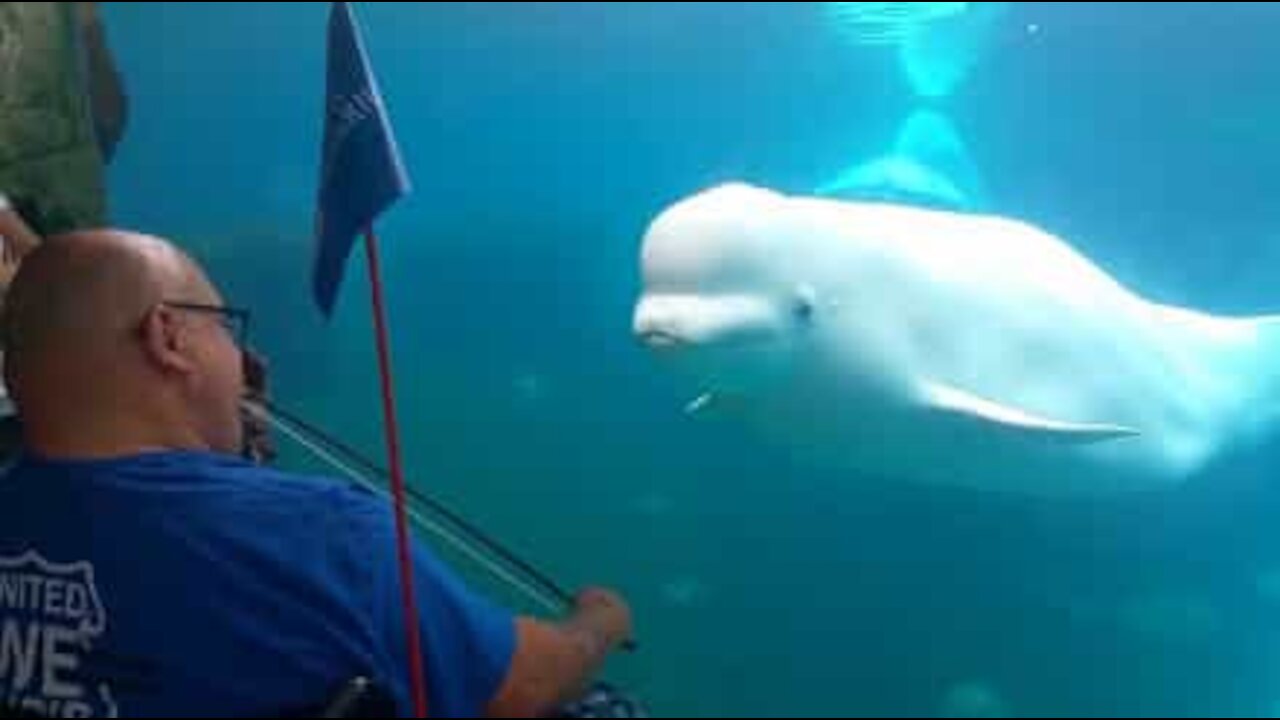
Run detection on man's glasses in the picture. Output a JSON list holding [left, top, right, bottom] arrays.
[[162, 301, 251, 349]]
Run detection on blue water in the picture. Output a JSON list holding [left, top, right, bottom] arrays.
[[99, 2, 1280, 716]]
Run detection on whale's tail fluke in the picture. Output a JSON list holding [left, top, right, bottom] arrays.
[[892, 108, 985, 206], [814, 108, 986, 211]]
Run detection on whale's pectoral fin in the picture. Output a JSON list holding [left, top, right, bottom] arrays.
[[685, 392, 716, 416], [684, 391, 747, 419], [920, 381, 1141, 444]]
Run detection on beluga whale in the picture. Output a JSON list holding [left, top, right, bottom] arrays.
[[631, 182, 1280, 497]]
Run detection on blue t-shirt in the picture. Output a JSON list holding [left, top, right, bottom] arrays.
[[0, 449, 517, 718]]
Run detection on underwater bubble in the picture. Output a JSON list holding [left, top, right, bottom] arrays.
[[1117, 591, 1222, 647], [512, 371, 548, 404], [633, 492, 673, 518], [938, 680, 1009, 718], [660, 577, 709, 608], [1254, 567, 1280, 603]]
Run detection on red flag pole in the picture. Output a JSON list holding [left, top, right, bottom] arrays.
[[363, 224, 429, 718]]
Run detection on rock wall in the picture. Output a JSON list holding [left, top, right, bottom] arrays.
[[0, 2, 122, 233]]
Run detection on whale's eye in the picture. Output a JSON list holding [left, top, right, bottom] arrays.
[[791, 285, 816, 324]]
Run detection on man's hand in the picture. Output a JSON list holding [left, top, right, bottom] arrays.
[[486, 586, 634, 718], [568, 587, 633, 652]]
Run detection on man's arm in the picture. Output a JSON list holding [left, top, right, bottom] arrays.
[[486, 588, 633, 718], [356, 495, 635, 718]]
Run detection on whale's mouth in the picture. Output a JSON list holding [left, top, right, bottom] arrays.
[[637, 329, 688, 349], [633, 293, 781, 352]]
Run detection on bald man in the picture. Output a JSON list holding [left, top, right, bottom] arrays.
[[0, 230, 634, 718]]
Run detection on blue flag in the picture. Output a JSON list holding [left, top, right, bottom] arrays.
[[314, 1, 410, 317]]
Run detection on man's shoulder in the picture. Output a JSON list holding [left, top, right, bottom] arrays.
[[9, 449, 386, 514], [179, 452, 388, 513]]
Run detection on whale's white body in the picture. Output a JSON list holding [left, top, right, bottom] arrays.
[[632, 182, 1280, 496]]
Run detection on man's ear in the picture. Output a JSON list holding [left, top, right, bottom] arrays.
[[139, 304, 197, 375]]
